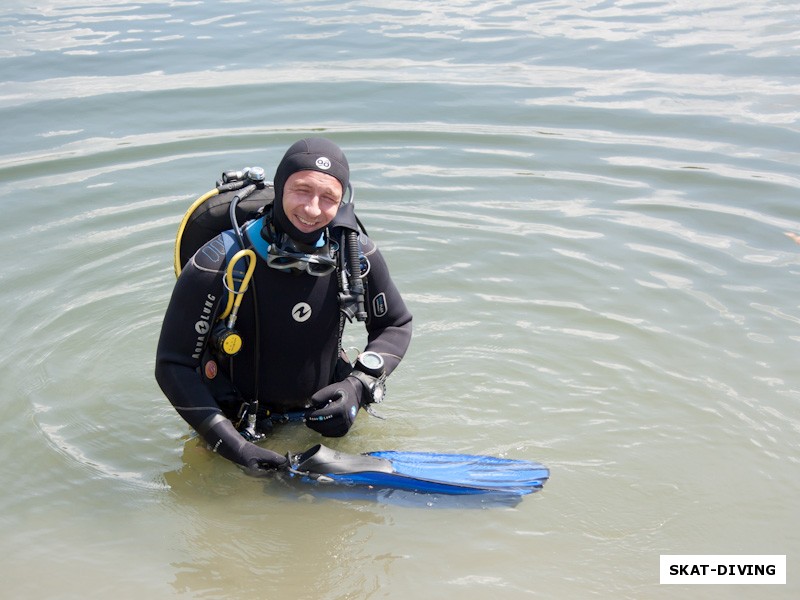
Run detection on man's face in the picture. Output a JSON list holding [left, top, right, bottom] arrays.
[[281, 170, 343, 234]]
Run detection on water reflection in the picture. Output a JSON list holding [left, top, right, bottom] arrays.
[[164, 438, 393, 599]]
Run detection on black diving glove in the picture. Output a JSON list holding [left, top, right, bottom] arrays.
[[305, 376, 366, 437], [201, 414, 287, 474]]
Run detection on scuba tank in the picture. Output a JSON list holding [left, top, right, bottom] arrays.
[[174, 167, 272, 277]]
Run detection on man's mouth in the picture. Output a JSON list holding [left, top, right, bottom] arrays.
[[295, 215, 318, 229]]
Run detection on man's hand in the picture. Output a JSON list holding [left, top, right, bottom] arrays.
[[201, 414, 287, 474], [305, 376, 365, 437]]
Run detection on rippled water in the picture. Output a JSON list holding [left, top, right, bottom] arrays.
[[1, 1, 798, 598]]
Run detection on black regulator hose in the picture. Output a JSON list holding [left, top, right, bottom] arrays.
[[347, 230, 367, 321]]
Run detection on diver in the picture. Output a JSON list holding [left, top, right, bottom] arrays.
[[155, 137, 413, 474]]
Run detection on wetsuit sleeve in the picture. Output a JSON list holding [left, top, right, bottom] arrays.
[[361, 237, 413, 376], [155, 239, 227, 432]]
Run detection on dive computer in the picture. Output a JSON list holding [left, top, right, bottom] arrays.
[[352, 351, 386, 403]]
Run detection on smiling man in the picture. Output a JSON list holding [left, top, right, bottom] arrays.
[[155, 138, 413, 474], [271, 138, 350, 245]]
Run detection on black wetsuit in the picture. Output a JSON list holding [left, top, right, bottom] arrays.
[[155, 215, 413, 435]]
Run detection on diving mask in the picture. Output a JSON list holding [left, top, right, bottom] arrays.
[[266, 237, 338, 277]]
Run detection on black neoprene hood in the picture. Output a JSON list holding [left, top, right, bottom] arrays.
[[272, 137, 350, 244]]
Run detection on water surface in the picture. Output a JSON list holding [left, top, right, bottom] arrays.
[[1, 1, 798, 598]]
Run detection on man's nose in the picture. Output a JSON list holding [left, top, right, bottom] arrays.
[[303, 195, 322, 216]]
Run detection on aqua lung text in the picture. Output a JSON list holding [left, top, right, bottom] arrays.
[[193, 294, 217, 359]]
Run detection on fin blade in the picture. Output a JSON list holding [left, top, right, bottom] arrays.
[[292, 445, 549, 496]]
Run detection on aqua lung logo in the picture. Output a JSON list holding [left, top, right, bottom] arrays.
[[192, 294, 216, 359], [292, 302, 312, 322], [315, 157, 331, 170], [372, 292, 388, 318]]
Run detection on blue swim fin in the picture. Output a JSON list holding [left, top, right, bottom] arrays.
[[288, 444, 549, 497]]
